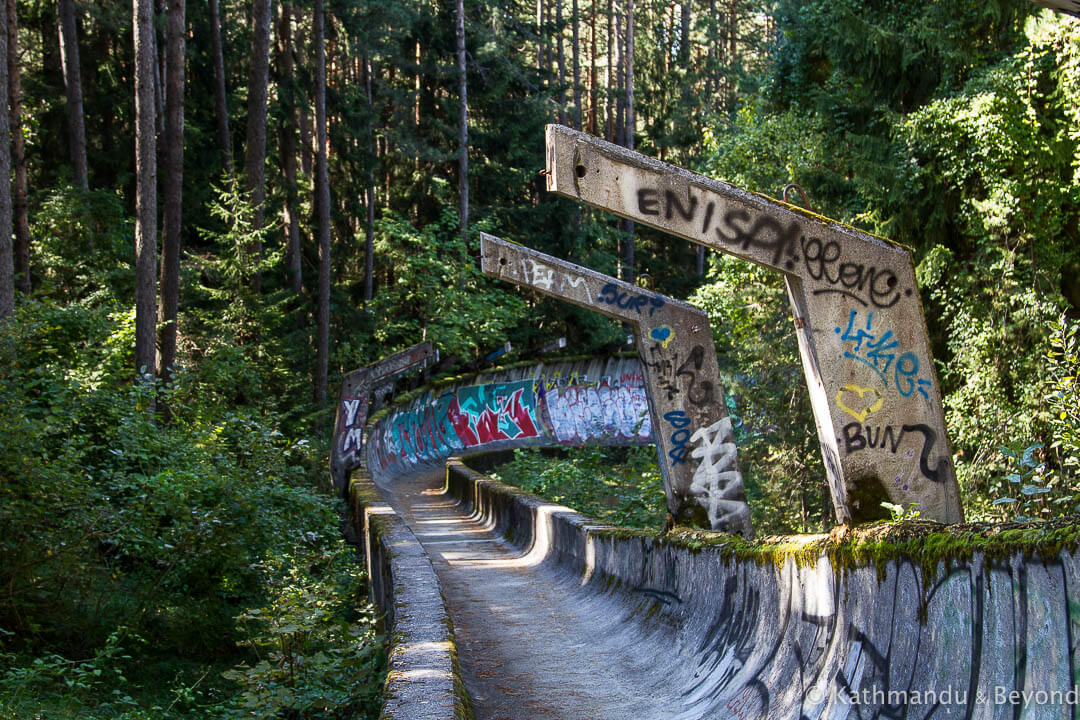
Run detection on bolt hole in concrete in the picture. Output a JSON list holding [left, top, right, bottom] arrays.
[[575, 164, 587, 178]]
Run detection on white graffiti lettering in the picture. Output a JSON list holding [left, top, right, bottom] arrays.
[[344, 398, 363, 426], [342, 427, 364, 454], [689, 418, 750, 530]]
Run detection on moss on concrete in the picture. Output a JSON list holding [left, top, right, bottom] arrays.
[[455, 453, 1080, 581], [662, 517, 1080, 582]]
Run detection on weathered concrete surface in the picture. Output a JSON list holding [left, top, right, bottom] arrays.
[[364, 355, 656, 477], [331, 342, 434, 496], [380, 458, 1080, 720], [369, 466, 686, 720], [546, 123, 962, 526], [349, 472, 470, 720], [480, 232, 751, 535]]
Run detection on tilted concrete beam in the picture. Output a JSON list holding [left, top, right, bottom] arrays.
[[481, 232, 752, 537], [330, 342, 435, 496], [546, 124, 962, 525]]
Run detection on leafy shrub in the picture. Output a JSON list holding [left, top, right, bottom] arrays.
[[219, 543, 383, 719], [493, 446, 667, 530], [0, 296, 383, 717], [30, 185, 136, 304]]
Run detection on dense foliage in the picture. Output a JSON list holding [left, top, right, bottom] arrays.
[[0, 193, 382, 717], [697, 8, 1080, 527]]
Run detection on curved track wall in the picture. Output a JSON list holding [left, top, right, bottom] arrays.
[[365, 356, 654, 476], [445, 460, 1080, 719]]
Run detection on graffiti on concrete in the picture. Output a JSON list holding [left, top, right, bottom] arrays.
[[330, 342, 434, 495], [339, 395, 370, 457], [520, 257, 595, 304], [545, 123, 963, 525], [688, 418, 750, 531], [481, 233, 752, 536], [367, 358, 656, 474], [542, 374, 651, 444], [836, 310, 933, 401]]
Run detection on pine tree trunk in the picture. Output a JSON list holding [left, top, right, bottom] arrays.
[[622, 0, 634, 282], [605, 0, 613, 141], [571, 0, 580, 129], [277, 1, 302, 301], [209, 0, 232, 176], [543, 0, 552, 80], [615, 2, 624, 147], [154, 0, 165, 137], [133, 0, 157, 377], [8, 0, 29, 294], [706, 0, 716, 100], [555, 0, 565, 125], [245, 0, 272, 292], [57, 0, 87, 189], [0, 0, 12, 319], [313, 0, 331, 409], [536, 0, 543, 71], [296, 15, 313, 179], [588, 0, 596, 134], [364, 55, 376, 303], [727, 0, 736, 110], [414, 38, 421, 171], [625, 0, 634, 152], [157, 0, 184, 382], [680, 1, 690, 66], [456, 0, 468, 245]]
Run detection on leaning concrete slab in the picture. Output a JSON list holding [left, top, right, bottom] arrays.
[[545, 123, 962, 525], [330, 342, 434, 496], [480, 232, 751, 536]]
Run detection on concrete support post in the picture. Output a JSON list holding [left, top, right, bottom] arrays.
[[481, 232, 751, 537], [544, 124, 962, 524], [330, 342, 435, 496]]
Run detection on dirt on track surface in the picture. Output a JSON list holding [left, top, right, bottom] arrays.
[[377, 468, 684, 720]]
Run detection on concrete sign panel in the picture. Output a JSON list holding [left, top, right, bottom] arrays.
[[545, 123, 962, 524], [481, 232, 752, 537], [331, 342, 435, 496]]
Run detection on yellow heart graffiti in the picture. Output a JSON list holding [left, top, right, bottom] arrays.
[[836, 384, 885, 423]]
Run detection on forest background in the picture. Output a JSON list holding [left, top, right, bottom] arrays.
[[0, 0, 1077, 716]]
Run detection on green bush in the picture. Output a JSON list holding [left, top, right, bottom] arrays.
[[493, 446, 667, 530], [0, 297, 383, 716]]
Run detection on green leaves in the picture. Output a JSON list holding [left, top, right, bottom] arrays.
[[0, 292, 382, 717], [221, 543, 383, 719], [368, 207, 525, 361], [493, 446, 668, 530]]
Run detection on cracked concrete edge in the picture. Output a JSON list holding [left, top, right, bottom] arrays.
[[349, 472, 473, 720]]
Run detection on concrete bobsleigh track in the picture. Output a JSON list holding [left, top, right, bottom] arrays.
[[346, 363, 1080, 720], [336, 124, 1076, 718]]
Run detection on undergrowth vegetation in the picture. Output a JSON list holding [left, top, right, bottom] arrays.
[[0, 188, 383, 718], [492, 446, 668, 530]]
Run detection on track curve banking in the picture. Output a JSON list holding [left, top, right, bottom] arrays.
[[362, 356, 655, 477], [360, 460, 1080, 720], [344, 356, 1080, 719]]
